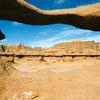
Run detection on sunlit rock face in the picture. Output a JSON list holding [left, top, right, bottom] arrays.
[[3, 41, 100, 55], [0, 41, 100, 100], [0, 0, 100, 31], [0, 55, 100, 100]]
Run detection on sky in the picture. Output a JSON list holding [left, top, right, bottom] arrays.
[[0, 0, 100, 48]]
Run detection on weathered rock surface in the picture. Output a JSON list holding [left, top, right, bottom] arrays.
[[3, 41, 100, 55], [0, 0, 100, 31], [51, 41, 100, 55], [0, 56, 100, 100], [0, 41, 100, 100]]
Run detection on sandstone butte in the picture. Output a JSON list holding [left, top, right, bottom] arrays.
[[0, 1, 100, 40], [0, 41, 100, 100]]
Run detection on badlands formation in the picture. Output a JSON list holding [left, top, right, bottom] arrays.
[[0, 1, 100, 99], [0, 41, 100, 100]]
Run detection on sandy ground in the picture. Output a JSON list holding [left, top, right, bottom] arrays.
[[0, 58, 100, 100]]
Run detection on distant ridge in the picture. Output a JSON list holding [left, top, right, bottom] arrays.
[[1, 41, 100, 55]]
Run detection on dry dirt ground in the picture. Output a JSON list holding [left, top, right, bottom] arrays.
[[0, 57, 100, 100]]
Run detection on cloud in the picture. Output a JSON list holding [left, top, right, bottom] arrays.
[[29, 36, 62, 48], [0, 39, 8, 45], [11, 21, 21, 26], [86, 34, 100, 42], [54, 0, 65, 5], [29, 27, 98, 48]]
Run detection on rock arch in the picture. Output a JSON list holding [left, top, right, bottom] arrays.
[[0, 0, 100, 40]]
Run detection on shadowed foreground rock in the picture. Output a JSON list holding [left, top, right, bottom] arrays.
[[0, 0, 100, 31], [0, 30, 5, 40]]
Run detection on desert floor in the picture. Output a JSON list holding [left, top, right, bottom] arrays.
[[0, 58, 100, 100]]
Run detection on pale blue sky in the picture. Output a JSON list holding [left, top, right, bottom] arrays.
[[0, 0, 100, 47]]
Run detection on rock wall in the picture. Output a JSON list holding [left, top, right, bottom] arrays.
[[1, 41, 100, 55], [42, 41, 100, 55]]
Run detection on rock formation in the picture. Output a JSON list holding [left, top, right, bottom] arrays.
[[0, 45, 5, 52], [51, 41, 100, 55], [0, 30, 5, 40], [0, 0, 100, 31], [3, 41, 100, 55], [0, 41, 100, 100]]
